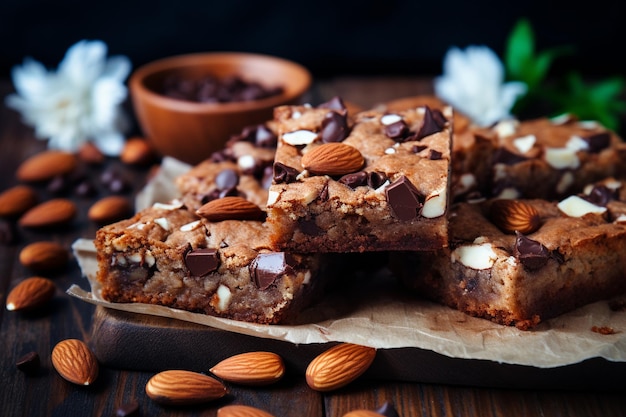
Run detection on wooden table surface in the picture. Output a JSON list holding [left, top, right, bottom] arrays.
[[1, 77, 625, 417]]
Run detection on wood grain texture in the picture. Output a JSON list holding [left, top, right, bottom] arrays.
[[1, 79, 626, 417]]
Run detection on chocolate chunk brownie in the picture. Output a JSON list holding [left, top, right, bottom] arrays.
[[391, 180, 626, 329], [94, 201, 326, 324], [266, 100, 452, 252]]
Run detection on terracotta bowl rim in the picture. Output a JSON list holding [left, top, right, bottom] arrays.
[[129, 51, 312, 114]]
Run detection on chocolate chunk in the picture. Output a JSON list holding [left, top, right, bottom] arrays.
[[318, 96, 347, 111], [318, 182, 329, 202], [250, 252, 296, 290], [298, 217, 323, 236], [185, 248, 220, 277], [321, 111, 350, 143], [163, 74, 283, 103], [215, 168, 239, 191], [492, 147, 528, 165], [339, 171, 368, 189], [273, 162, 300, 184], [374, 402, 400, 417], [584, 185, 616, 206], [47, 175, 69, 194], [583, 132, 610, 153], [115, 400, 139, 417], [16, 351, 40, 375], [514, 232, 550, 271], [416, 106, 446, 140], [367, 171, 388, 189], [412, 144, 428, 153], [255, 125, 278, 148], [385, 176, 423, 220], [429, 149, 442, 160], [74, 179, 96, 197], [384, 120, 409, 141]]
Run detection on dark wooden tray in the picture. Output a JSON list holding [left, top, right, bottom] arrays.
[[90, 306, 625, 391]]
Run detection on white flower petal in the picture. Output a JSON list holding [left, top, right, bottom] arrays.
[[59, 40, 107, 88]]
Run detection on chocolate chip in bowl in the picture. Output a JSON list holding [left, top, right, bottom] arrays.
[[129, 52, 311, 165]]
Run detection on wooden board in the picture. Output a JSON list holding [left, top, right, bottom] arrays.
[[90, 306, 625, 391]]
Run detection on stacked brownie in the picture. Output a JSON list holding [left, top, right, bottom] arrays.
[[95, 95, 626, 329]]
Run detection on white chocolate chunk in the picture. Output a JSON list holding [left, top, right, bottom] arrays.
[[556, 171, 574, 195], [495, 187, 520, 200], [421, 190, 447, 218], [381, 113, 402, 125], [544, 147, 580, 169], [615, 214, 626, 224], [557, 195, 607, 217], [550, 113, 574, 125], [180, 220, 201, 232], [493, 119, 518, 138], [216, 284, 232, 311], [128, 253, 143, 263], [512, 134, 536, 154], [266, 190, 280, 206], [144, 251, 156, 267], [566, 135, 589, 151], [152, 199, 183, 211], [578, 120, 601, 130], [154, 217, 170, 231], [451, 242, 498, 270], [384, 147, 396, 154], [282, 130, 318, 145], [237, 154, 256, 171]]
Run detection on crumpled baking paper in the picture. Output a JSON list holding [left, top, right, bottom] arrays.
[[68, 157, 626, 368]]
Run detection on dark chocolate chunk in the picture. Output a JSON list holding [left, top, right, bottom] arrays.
[[583, 132, 610, 153], [115, 400, 139, 417], [47, 175, 69, 194], [250, 252, 296, 290], [321, 111, 350, 143], [492, 147, 528, 165], [215, 168, 239, 191], [298, 217, 323, 236], [318, 182, 329, 202], [384, 120, 409, 141], [374, 402, 400, 417], [339, 171, 368, 189], [74, 179, 96, 197], [163, 74, 283, 103], [255, 124, 278, 148], [412, 144, 428, 153], [514, 232, 550, 271], [185, 248, 220, 277], [583, 185, 616, 207], [429, 149, 442, 160], [385, 176, 423, 220], [416, 106, 446, 140], [16, 351, 40, 375], [318, 96, 347, 111], [273, 162, 300, 184], [367, 171, 388, 189]]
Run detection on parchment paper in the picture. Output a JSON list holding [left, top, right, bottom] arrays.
[[68, 157, 626, 368]]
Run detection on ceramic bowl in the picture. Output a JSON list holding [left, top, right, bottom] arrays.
[[129, 52, 312, 165]]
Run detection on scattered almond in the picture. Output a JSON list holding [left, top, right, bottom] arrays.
[[217, 404, 276, 417], [121, 137, 155, 165], [210, 351, 285, 386], [490, 199, 541, 234], [19, 241, 68, 272], [145, 370, 227, 405], [88, 196, 132, 224], [19, 198, 76, 228], [51, 339, 99, 385], [305, 343, 376, 392], [342, 411, 385, 417], [0, 185, 38, 217], [196, 196, 265, 222], [77, 142, 105, 164], [16, 150, 77, 182], [6, 276, 56, 311], [301, 143, 364, 176]]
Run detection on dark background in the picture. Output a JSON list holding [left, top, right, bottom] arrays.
[[1, 0, 625, 81]]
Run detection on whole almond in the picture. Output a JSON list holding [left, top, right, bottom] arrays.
[[88, 196, 132, 224], [490, 199, 541, 235], [51, 339, 99, 385], [0, 185, 38, 217], [6, 276, 56, 311], [121, 137, 156, 165], [217, 405, 276, 417], [77, 142, 105, 164], [342, 411, 385, 417], [19, 198, 76, 228], [210, 351, 285, 386], [301, 143, 364, 176], [16, 150, 77, 182], [305, 343, 376, 392], [196, 196, 265, 222], [145, 370, 227, 405], [19, 241, 68, 272]]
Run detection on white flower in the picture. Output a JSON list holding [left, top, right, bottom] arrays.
[[5, 40, 131, 155], [434, 45, 527, 127]]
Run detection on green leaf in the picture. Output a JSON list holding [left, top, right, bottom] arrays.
[[505, 18, 534, 80]]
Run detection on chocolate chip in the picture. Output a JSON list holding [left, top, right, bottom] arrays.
[[16, 351, 40, 375], [250, 252, 296, 290], [255, 125, 278, 148], [318, 182, 329, 202], [318, 96, 347, 111], [416, 106, 446, 140], [163, 74, 283, 103], [0, 220, 17, 245], [583, 185, 616, 206], [47, 175, 69, 194], [74, 179, 96, 197], [339, 171, 368, 189], [385, 176, 423, 220], [429, 149, 442, 160], [367, 171, 388, 189], [185, 248, 220, 277], [492, 147, 528, 165], [273, 162, 300, 184], [375, 401, 400, 417], [384, 120, 409, 141], [514, 232, 550, 271], [115, 400, 139, 417], [298, 217, 323, 236], [215, 168, 239, 191], [321, 111, 350, 143], [583, 132, 610, 153], [412, 144, 428, 153]]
